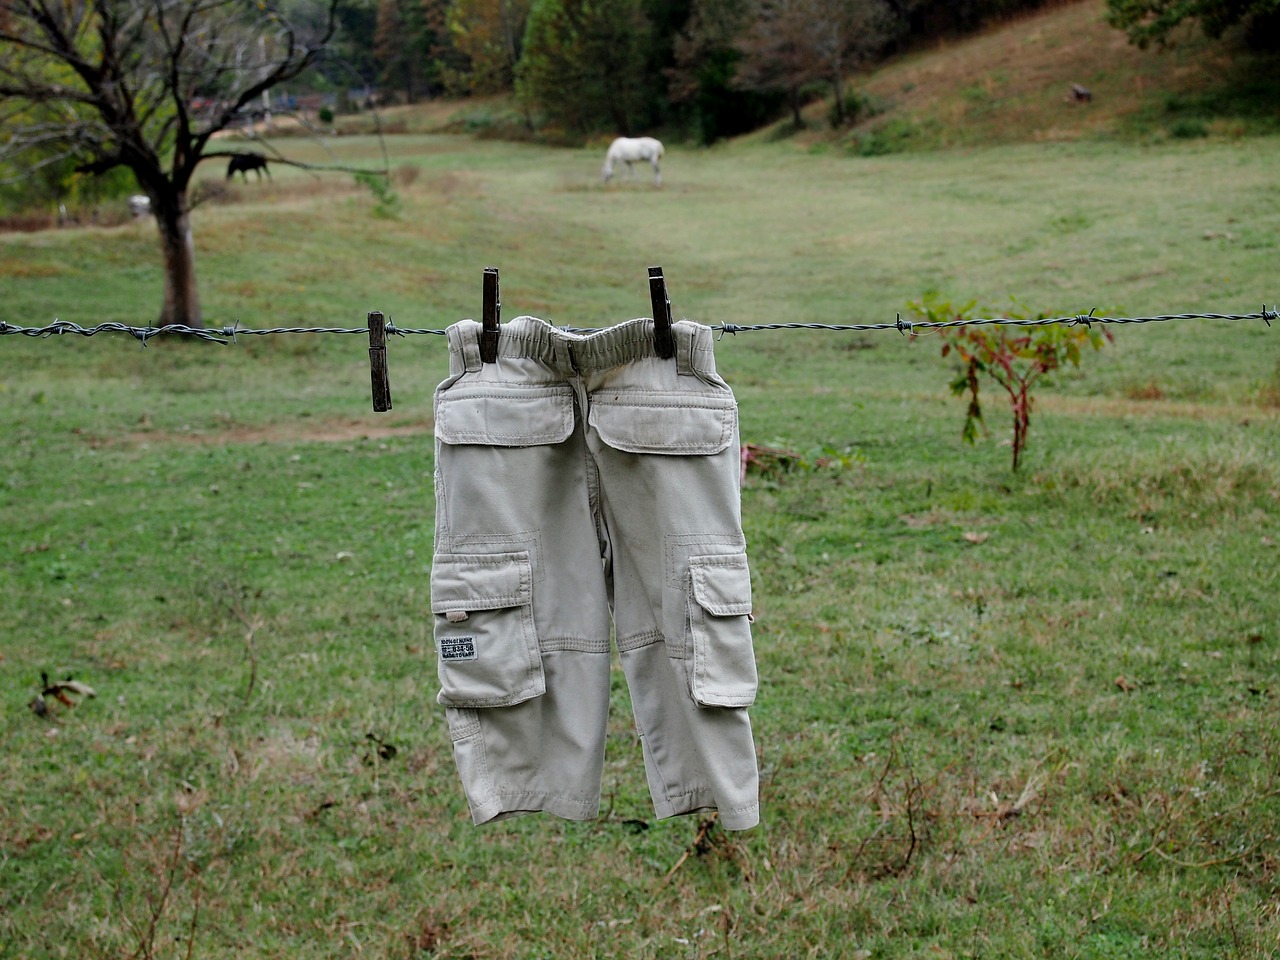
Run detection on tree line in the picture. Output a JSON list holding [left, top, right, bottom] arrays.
[[333, 0, 1280, 143], [332, 0, 1073, 143]]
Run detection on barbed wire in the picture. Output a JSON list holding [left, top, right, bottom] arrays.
[[0, 307, 1274, 346], [717, 308, 1275, 337]]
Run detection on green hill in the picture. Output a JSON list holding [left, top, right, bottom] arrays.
[[783, 0, 1280, 152]]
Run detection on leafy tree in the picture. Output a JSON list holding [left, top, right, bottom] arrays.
[[448, 0, 533, 93], [331, 0, 381, 89], [639, 0, 692, 123], [1106, 0, 1280, 48], [733, 0, 892, 128], [669, 0, 783, 142], [375, 0, 445, 100], [516, 0, 655, 134], [0, 0, 340, 328], [884, 0, 1058, 38]]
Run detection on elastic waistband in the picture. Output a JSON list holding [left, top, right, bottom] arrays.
[[446, 316, 718, 378]]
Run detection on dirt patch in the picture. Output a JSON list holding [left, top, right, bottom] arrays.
[[104, 417, 434, 448]]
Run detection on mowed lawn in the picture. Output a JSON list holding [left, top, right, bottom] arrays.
[[1, 132, 1278, 958]]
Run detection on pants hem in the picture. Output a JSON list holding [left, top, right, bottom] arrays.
[[470, 792, 601, 825], [653, 793, 760, 831]]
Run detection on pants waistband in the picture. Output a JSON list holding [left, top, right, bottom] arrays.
[[446, 316, 718, 379]]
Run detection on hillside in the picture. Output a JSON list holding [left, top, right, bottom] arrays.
[[393, 0, 1279, 151], [803, 0, 1280, 151]]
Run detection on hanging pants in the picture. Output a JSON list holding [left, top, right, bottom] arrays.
[[430, 316, 760, 830]]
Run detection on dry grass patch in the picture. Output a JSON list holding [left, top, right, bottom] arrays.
[[852, 0, 1270, 148]]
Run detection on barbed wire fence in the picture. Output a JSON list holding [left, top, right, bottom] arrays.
[[2, 306, 1274, 411], [2, 307, 1274, 344]]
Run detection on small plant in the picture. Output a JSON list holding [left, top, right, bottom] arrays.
[[1170, 118, 1209, 139], [909, 296, 1113, 471], [828, 89, 881, 129], [740, 440, 861, 484], [353, 170, 401, 218]]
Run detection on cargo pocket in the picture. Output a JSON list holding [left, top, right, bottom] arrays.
[[435, 383, 575, 447], [687, 553, 757, 707], [430, 552, 544, 708], [590, 391, 736, 455]]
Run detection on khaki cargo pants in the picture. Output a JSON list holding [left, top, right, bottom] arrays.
[[430, 316, 760, 830]]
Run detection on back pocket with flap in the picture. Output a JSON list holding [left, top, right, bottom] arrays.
[[591, 392, 736, 456], [435, 383, 575, 447]]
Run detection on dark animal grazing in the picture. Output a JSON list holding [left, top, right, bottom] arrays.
[[1068, 84, 1092, 103], [227, 153, 271, 181]]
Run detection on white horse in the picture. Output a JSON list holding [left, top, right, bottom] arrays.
[[602, 136, 664, 185]]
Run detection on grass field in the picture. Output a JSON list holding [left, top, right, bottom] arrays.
[[3, 39, 1280, 960]]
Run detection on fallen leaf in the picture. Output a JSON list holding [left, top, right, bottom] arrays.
[[38, 673, 96, 709], [962, 531, 990, 545], [1115, 676, 1137, 692]]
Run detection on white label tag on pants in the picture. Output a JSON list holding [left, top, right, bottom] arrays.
[[439, 636, 477, 661]]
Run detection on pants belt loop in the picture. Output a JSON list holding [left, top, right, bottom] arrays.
[[448, 320, 484, 374], [675, 320, 699, 377]]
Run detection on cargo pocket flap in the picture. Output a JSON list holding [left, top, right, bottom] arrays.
[[435, 384, 575, 447], [688, 553, 757, 708], [430, 552, 543, 708], [691, 555, 753, 617], [591, 393, 735, 455], [430, 552, 532, 614]]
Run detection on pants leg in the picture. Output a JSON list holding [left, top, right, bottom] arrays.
[[431, 323, 611, 823], [581, 321, 760, 830]]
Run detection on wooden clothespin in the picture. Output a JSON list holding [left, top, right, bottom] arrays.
[[480, 266, 500, 363], [367, 310, 392, 412], [648, 265, 675, 359]]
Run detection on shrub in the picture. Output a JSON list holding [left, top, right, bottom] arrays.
[[1170, 118, 1209, 138], [908, 296, 1114, 471]]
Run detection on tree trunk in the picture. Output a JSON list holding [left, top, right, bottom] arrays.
[[156, 201, 202, 329]]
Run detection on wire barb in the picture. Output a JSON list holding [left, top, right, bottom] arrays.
[[1072, 307, 1098, 328]]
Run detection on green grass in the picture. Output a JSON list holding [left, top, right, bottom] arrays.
[[2, 130, 1279, 959]]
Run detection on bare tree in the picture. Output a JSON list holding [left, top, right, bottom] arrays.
[[734, 0, 892, 128], [0, 0, 340, 328]]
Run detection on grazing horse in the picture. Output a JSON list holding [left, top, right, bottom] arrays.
[[226, 153, 270, 182], [602, 137, 664, 185]]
